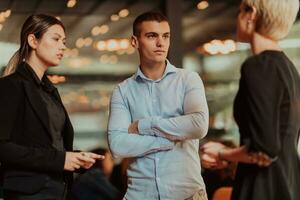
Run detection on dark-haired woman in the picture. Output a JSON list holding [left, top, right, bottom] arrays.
[[0, 14, 103, 200]]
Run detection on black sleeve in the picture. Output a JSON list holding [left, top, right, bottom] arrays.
[[0, 77, 20, 140], [241, 57, 284, 158], [0, 77, 65, 172]]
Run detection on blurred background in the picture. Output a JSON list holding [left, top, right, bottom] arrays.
[[0, 0, 300, 151]]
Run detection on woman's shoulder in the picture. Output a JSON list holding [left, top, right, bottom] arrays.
[[0, 72, 23, 94], [242, 50, 285, 76]]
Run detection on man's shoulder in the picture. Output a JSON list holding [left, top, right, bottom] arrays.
[[117, 74, 136, 87], [112, 74, 136, 94], [172, 68, 200, 79]]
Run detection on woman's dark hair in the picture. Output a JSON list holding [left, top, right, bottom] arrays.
[[3, 14, 65, 76]]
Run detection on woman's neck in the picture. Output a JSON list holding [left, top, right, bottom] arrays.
[[251, 32, 281, 55], [26, 54, 48, 80]]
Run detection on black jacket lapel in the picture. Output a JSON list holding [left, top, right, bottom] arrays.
[[52, 87, 74, 150], [16, 63, 52, 137], [23, 82, 51, 137]]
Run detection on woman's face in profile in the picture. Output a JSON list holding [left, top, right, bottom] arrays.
[[34, 24, 66, 68]]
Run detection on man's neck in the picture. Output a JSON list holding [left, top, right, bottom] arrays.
[[139, 60, 167, 80]]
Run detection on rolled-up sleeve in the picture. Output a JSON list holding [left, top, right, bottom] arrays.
[[138, 72, 209, 141]]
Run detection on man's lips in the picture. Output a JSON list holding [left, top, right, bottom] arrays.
[[154, 50, 166, 54]]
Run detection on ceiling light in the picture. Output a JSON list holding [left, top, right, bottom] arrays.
[[4, 10, 11, 18], [91, 26, 101, 36], [76, 38, 85, 48], [96, 41, 106, 51], [99, 25, 109, 34], [119, 9, 129, 18], [106, 39, 119, 51], [67, 0, 77, 8], [111, 14, 120, 21], [84, 37, 93, 46], [197, 1, 209, 10], [119, 39, 130, 49]]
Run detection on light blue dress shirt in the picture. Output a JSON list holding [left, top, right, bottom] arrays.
[[108, 60, 209, 200]]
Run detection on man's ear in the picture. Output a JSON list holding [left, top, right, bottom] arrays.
[[131, 35, 139, 49], [27, 34, 38, 49]]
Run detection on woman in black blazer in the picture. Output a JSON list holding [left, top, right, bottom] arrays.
[[0, 14, 103, 200]]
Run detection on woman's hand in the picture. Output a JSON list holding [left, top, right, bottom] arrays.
[[201, 141, 272, 167], [200, 141, 229, 169], [64, 152, 105, 171], [200, 152, 229, 169]]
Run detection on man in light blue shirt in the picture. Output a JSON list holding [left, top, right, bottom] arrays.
[[108, 11, 209, 200]]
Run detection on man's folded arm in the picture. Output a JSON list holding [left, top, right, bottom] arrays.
[[108, 86, 174, 158], [138, 72, 209, 141]]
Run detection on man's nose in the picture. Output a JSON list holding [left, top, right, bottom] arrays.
[[156, 36, 164, 47]]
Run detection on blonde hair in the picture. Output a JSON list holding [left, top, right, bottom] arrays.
[[3, 50, 20, 77], [242, 0, 299, 40]]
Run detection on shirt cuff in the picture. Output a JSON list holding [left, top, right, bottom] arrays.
[[138, 118, 153, 136], [138, 117, 160, 136], [158, 137, 175, 150]]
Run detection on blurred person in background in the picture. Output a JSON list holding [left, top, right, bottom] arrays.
[[109, 158, 128, 198], [0, 14, 103, 200], [71, 148, 120, 200], [201, 0, 300, 199]]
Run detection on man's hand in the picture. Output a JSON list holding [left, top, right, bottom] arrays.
[[128, 121, 139, 134]]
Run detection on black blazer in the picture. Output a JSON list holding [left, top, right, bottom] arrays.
[[0, 62, 74, 194]]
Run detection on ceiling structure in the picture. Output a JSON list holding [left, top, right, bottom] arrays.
[[0, 0, 242, 71]]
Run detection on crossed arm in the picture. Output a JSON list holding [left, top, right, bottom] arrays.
[[107, 86, 175, 158], [130, 72, 209, 141], [108, 72, 209, 158]]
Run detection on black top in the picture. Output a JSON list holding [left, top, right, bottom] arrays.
[[25, 64, 66, 151], [232, 50, 300, 200], [71, 168, 120, 200], [0, 62, 74, 195]]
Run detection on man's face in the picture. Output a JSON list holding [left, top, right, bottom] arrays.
[[133, 21, 170, 64]]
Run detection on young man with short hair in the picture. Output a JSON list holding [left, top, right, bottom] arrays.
[[108, 11, 209, 200]]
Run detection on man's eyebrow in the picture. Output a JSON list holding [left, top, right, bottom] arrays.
[[145, 32, 158, 35]]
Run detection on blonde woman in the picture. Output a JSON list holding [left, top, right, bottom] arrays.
[[202, 0, 300, 199]]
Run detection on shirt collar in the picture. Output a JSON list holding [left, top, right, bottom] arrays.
[[134, 59, 177, 81], [22, 62, 42, 86]]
